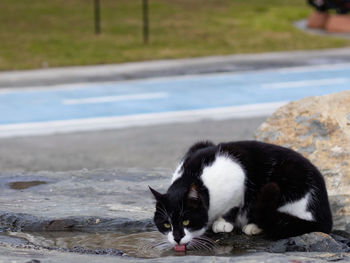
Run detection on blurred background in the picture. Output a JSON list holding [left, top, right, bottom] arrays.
[[1, 0, 349, 70], [0, 0, 350, 172]]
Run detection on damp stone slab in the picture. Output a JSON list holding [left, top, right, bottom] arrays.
[[0, 245, 348, 263], [0, 168, 171, 230], [0, 169, 350, 262]]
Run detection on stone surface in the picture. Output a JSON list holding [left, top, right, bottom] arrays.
[[268, 232, 350, 253], [0, 168, 350, 261], [0, 234, 349, 262], [2, 229, 350, 262], [0, 117, 264, 172], [210, 231, 350, 254], [0, 168, 171, 229], [255, 90, 350, 231], [0, 245, 348, 263]]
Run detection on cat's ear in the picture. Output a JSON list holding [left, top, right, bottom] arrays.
[[187, 184, 201, 208], [188, 184, 200, 200], [149, 186, 164, 201]]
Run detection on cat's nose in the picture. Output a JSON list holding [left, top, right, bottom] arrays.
[[174, 237, 181, 244]]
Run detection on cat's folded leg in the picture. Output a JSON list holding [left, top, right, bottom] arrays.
[[242, 223, 262, 236], [212, 217, 234, 233]]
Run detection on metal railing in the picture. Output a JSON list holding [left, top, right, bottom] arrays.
[[93, 0, 149, 44]]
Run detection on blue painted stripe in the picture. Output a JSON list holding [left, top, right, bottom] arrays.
[[0, 65, 350, 125]]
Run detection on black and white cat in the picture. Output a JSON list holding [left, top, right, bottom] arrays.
[[149, 140, 332, 246]]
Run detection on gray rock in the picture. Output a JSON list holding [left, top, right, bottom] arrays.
[[0, 168, 170, 226], [254, 91, 350, 231], [268, 232, 350, 253]]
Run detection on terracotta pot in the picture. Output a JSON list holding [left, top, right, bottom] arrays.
[[307, 11, 329, 29], [325, 14, 350, 33]]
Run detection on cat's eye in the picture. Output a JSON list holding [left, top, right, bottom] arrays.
[[182, 220, 190, 226], [163, 223, 171, 228]]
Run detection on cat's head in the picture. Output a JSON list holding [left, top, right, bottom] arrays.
[[149, 184, 208, 245]]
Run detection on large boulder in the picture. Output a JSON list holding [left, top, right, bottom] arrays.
[[255, 90, 350, 231]]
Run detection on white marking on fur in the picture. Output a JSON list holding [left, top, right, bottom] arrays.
[[235, 211, 248, 227], [201, 155, 245, 222], [277, 192, 314, 221], [212, 217, 234, 233], [242, 224, 262, 236], [180, 228, 206, 245], [167, 231, 176, 245], [171, 162, 183, 183]]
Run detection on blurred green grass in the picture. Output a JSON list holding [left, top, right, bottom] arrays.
[[0, 0, 349, 70]]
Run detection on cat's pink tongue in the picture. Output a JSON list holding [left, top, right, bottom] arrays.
[[174, 244, 186, 252]]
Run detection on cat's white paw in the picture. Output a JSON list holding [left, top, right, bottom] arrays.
[[242, 223, 262, 236], [212, 217, 234, 233]]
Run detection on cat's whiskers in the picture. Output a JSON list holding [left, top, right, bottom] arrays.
[[188, 242, 202, 251], [157, 206, 169, 218], [195, 236, 217, 246], [197, 239, 214, 251], [157, 205, 167, 215], [152, 241, 170, 249], [192, 240, 208, 250], [187, 236, 217, 251], [189, 239, 211, 251], [179, 199, 184, 218], [187, 241, 202, 251], [149, 234, 173, 250], [158, 211, 168, 219], [156, 211, 168, 219]]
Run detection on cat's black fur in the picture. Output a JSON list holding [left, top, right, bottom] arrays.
[[150, 140, 332, 243]]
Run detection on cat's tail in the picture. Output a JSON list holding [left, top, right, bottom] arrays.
[[254, 183, 327, 239]]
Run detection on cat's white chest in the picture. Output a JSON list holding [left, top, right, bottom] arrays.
[[200, 155, 245, 222]]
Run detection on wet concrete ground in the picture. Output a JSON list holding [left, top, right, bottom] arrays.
[[0, 167, 349, 262], [0, 168, 167, 224], [1, 245, 346, 263]]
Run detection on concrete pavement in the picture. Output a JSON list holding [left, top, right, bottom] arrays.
[[1, 47, 350, 88], [0, 117, 265, 172]]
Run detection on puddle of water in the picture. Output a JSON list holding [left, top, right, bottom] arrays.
[[8, 231, 239, 258], [8, 181, 47, 190]]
